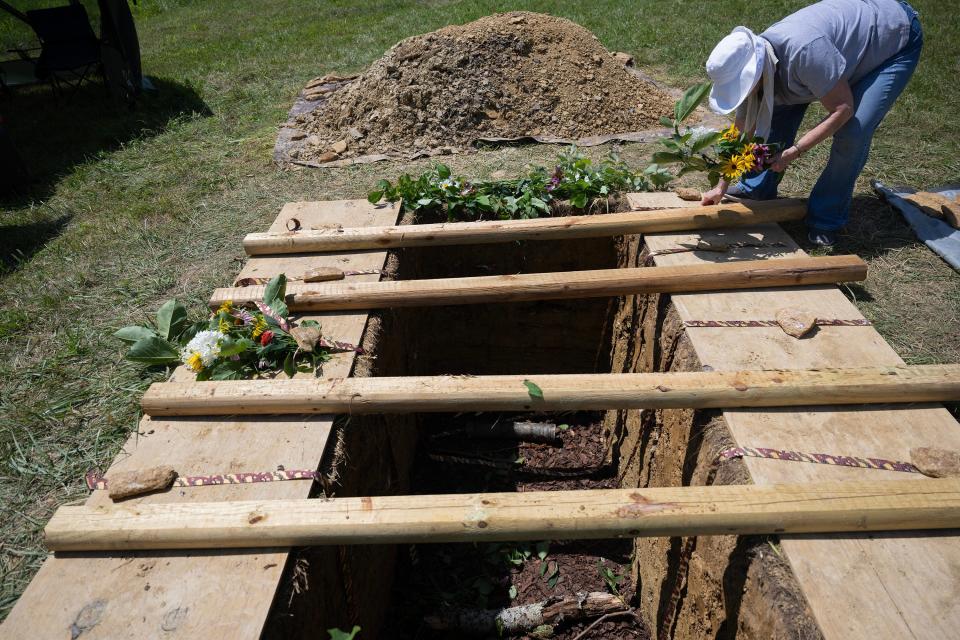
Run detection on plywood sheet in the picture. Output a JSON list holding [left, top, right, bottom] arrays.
[[1, 200, 399, 639], [645, 221, 960, 638]]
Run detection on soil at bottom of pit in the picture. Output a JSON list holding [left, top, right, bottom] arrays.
[[386, 412, 651, 640]]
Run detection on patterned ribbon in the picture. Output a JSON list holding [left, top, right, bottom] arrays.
[[683, 318, 872, 328], [719, 446, 919, 473], [85, 469, 319, 491], [318, 336, 365, 354]]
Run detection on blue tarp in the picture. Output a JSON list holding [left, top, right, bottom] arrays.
[[872, 180, 960, 271]]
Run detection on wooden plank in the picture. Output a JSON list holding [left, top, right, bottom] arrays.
[[209, 255, 867, 311], [0, 200, 399, 639], [44, 479, 960, 551], [643, 222, 960, 639], [625, 192, 695, 210], [242, 199, 805, 255], [139, 365, 960, 416]]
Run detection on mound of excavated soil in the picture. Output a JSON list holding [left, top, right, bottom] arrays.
[[292, 11, 675, 162]]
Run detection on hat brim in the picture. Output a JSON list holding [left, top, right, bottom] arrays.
[[708, 43, 763, 114]]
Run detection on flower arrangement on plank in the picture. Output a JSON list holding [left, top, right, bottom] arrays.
[[115, 275, 330, 380], [648, 82, 781, 186], [367, 146, 673, 222]]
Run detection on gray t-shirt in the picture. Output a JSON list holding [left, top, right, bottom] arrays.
[[761, 0, 911, 105]]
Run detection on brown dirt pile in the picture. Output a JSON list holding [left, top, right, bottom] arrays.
[[294, 11, 674, 161]]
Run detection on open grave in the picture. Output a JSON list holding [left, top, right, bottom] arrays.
[[6, 192, 960, 640]]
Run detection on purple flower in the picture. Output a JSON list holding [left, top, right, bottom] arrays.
[[753, 143, 772, 166], [233, 309, 254, 325]]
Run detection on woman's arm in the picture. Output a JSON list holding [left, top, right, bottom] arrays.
[[770, 79, 855, 171]]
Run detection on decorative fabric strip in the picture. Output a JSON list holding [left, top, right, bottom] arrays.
[[719, 447, 919, 473], [683, 318, 872, 328], [234, 269, 381, 287], [85, 469, 319, 491], [318, 336, 365, 354]]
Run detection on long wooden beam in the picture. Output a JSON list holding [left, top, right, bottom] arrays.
[[242, 199, 806, 255], [140, 365, 960, 416], [209, 255, 867, 311], [45, 478, 960, 551]]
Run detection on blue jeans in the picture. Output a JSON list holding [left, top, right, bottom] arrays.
[[734, 2, 923, 231]]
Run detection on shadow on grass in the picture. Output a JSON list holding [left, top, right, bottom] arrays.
[[779, 193, 920, 260], [0, 214, 73, 272], [0, 76, 212, 204]]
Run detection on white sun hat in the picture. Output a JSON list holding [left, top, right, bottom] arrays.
[[705, 26, 766, 114]]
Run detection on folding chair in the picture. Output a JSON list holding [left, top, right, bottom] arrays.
[[25, 3, 102, 97]]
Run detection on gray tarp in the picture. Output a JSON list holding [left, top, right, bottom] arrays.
[[872, 180, 960, 271]]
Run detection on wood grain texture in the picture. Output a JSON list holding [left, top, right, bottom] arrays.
[[643, 222, 960, 639], [0, 200, 398, 639], [209, 255, 867, 311], [140, 365, 960, 416], [242, 199, 805, 254], [44, 479, 960, 551]]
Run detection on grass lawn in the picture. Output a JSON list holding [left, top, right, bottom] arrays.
[[1, 0, 957, 619]]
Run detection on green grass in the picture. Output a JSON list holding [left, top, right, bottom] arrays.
[[0, 0, 958, 619]]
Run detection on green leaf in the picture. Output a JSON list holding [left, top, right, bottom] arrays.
[[508, 585, 518, 599], [435, 163, 451, 179], [219, 337, 254, 357], [557, 424, 570, 431], [209, 366, 243, 380], [659, 115, 674, 128], [367, 190, 383, 204], [674, 82, 712, 125], [530, 197, 549, 213], [523, 379, 544, 400], [113, 325, 157, 344], [536, 541, 550, 560], [690, 131, 722, 153], [263, 274, 287, 309], [570, 193, 588, 209], [327, 626, 361, 640], [156, 299, 189, 341], [651, 151, 682, 164], [283, 352, 296, 378], [125, 336, 180, 365]]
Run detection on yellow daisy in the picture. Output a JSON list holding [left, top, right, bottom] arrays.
[[185, 352, 204, 372], [720, 123, 740, 142], [251, 316, 267, 338]]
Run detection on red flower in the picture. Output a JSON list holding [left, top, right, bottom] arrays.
[[260, 330, 274, 346]]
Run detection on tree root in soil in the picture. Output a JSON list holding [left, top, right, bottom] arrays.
[[424, 591, 629, 636]]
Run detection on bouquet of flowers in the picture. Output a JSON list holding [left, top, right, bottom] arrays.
[[711, 123, 776, 183], [649, 83, 781, 187], [115, 274, 329, 380]]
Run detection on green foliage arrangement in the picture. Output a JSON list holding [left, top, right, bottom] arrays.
[[367, 146, 673, 222], [114, 275, 330, 380]]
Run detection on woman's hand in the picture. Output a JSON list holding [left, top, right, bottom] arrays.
[[701, 184, 726, 206], [771, 145, 802, 172]]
